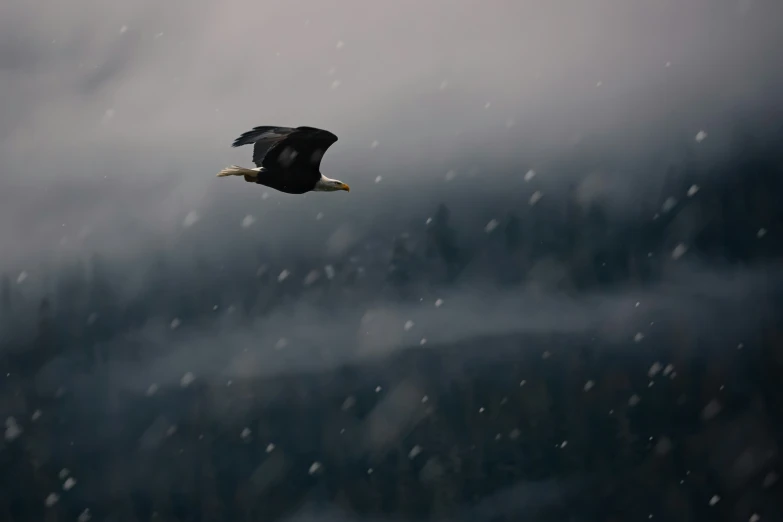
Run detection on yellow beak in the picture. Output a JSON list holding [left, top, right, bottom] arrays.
[[339, 183, 350, 192]]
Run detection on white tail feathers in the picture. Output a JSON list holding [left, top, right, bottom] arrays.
[[217, 165, 258, 178]]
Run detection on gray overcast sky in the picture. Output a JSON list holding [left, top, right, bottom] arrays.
[[1, 0, 782, 268]]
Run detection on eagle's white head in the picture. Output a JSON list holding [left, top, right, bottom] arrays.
[[313, 174, 350, 192]]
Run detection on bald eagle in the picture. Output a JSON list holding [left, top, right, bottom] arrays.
[[217, 125, 350, 194]]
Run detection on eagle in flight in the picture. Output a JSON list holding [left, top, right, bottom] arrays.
[[217, 125, 349, 194]]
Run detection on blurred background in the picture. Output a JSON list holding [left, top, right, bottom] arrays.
[[1, 0, 783, 520]]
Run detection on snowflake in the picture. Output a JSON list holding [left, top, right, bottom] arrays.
[[529, 191, 543, 206], [182, 211, 199, 228], [671, 243, 688, 260], [485, 219, 499, 233], [180, 372, 195, 388], [241, 215, 256, 228]]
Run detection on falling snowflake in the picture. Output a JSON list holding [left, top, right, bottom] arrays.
[[671, 243, 688, 260], [16, 271, 28, 284], [370, 140, 379, 149], [435, 298, 444, 308], [426, 217, 433, 225], [304, 270, 321, 286], [529, 191, 543, 206], [560, 440, 568, 448], [655, 437, 673, 455], [757, 228, 767, 238], [277, 269, 290, 282], [59, 469, 70, 480], [665, 61, 671, 67], [695, 130, 708, 142], [749, 514, 760, 522], [584, 380, 595, 391], [648, 362, 663, 378], [375, 176, 382, 183], [596, 81, 603, 87], [524, 169, 536, 182], [408, 445, 423, 459], [308, 461, 323, 474], [404, 320, 414, 331], [628, 394, 641, 407], [661, 197, 677, 213], [241, 215, 256, 228], [182, 211, 199, 228], [709, 495, 720, 506], [266, 443, 276, 453], [31, 410, 42, 421], [335, 40, 344, 49], [330, 80, 341, 90], [145, 384, 158, 397], [78, 509, 92, 522], [444, 170, 456, 181], [484, 101, 491, 109], [240, 427, 251, 440], [87, 312, 98, 325], [421, 395, 429, 403], [63, 477, 77, 491], [5, 418, 22, 442], [340, 397, 356, 412], [170, 318, 181, 330], [45, 493, 59, 507], [180, 372, 195, 388], [275, 338, 288, 350], [375, 385, 382, 393], [439, 80, 448, 91], [505, 118, 516, 128], [485, 219, 499, 233], [634, 332, 645, 343], [324, 265, 336, 279], [519, 380, 527, 387], [687, 184, 700, 197], [701, 399, 722, 420], [419, 338, 427, 345], [120, 25, 128, 34], [663, 364, 674, 376]]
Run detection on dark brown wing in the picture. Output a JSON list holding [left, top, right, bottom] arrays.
[[231, 126, 298, 168], [262, 126, 338, 172]]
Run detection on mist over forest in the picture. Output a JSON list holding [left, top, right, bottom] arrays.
[[3, 0, 783, 520]]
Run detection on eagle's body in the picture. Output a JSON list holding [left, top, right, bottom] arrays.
[[217, 126, 349, 194]]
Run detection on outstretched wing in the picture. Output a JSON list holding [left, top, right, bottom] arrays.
[[231, 125, 338, 171], [263, 127, 338, 171], [231, 126, 298, 167]]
